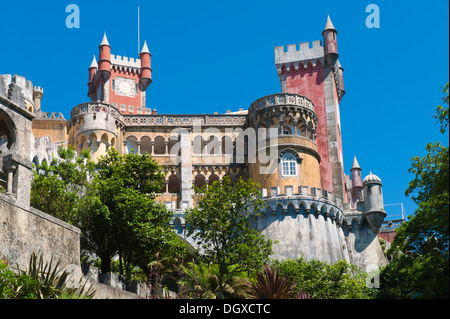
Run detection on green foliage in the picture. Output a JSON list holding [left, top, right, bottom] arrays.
[[245, 265, 303, 299], [272, 257, 375, 299], [30, 145, 95, 226], [0, 253, 95, 299], [435, 83, 449, 134], [87, 148, 185, 279], [378, 83, 449, 299], [1, 260, 37, 299], [179, 261, 250, 299], [185, 176, 273, 298], [31, 146, 184, 283], [378, 237, 387, 255]]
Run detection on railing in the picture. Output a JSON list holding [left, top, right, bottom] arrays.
[[262, 185, 342, 208], [70, 102, 248, 127], [249, 93, 315, 115], [380, 219, 405, 232]]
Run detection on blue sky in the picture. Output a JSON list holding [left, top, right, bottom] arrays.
[[1, 0, 448, 220]]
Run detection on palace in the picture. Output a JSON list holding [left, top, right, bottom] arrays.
[[0, 15, 388, 270]]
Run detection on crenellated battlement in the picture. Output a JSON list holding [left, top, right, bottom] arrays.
[[275, 40, 324, 64], [33, 110, 65, 120], [261, 184, 342, 208], [0, 74, 36, 105], [33, 86, 44, 94], [111, 54, 141, 70]]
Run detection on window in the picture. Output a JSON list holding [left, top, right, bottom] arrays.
[[281, 153, 297, 177], [135, 84, 139, 95], [111, 79, 115, 91]]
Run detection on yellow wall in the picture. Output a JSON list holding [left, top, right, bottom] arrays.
[[32, 120, 68, 142]]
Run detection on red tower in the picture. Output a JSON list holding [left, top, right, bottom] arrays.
[[87, 33, 153, 114], [274, 15, 347, 202]]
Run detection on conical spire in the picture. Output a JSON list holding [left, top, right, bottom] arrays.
[[140, 40, 150, 54], [323, 15, 336, 32], [351, 156, 361, 170], [89, 55, 98, 69], [100, 32, 110, 46]]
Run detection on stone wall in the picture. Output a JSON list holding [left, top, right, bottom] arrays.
[[0, 193, 80, 270], [258, 206, 349, 263], [343, 219, 388, 271], [0, 194, 141, 299]]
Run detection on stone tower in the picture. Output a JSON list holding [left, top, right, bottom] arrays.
[[274, 15, 346, 203], [0, 75, 34, 209]]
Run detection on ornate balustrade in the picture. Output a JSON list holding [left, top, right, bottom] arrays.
[[249, 93, 315, 115]]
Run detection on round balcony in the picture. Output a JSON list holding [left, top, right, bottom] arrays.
[[247, 93, 318, 145]]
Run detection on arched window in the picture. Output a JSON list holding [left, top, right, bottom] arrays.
[[154, 136, 166, 154], [1, 110, 16, 153], [281, 152, 297, 177], [168, 174, 181, 194]]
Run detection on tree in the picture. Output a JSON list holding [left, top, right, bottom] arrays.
[[378, 83, 449, 298], [184, 176, 273, 299], [31, 146, 184, 281], [30, 145, 96, 226], [91, 148, 184, 280]]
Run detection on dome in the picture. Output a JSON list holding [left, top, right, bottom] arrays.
[[363, 171, 382, 184]]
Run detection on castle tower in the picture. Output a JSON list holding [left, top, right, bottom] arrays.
[[247, 93, 322, 196], [32, 86, 44, 113], [0, 74, 34, 208], [274, 14, 346, 203], [86, 33, 153, 114]]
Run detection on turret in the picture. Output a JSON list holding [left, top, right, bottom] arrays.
[[139, 41, 152, 91], [350, 156, 362, 188], [362, 172, 386, 233], [88, 55, 97, 100], [322, 15, 339, 63], [98, 33, 111, 82], [32, 86, 44, 112]]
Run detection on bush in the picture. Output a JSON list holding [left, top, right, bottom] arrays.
[[0, 253, 95, 299], [271, 257, 376, 299]]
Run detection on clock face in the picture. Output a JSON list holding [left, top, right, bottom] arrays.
[[119, 81, 131, 94], [115, 77, 135, 97]]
